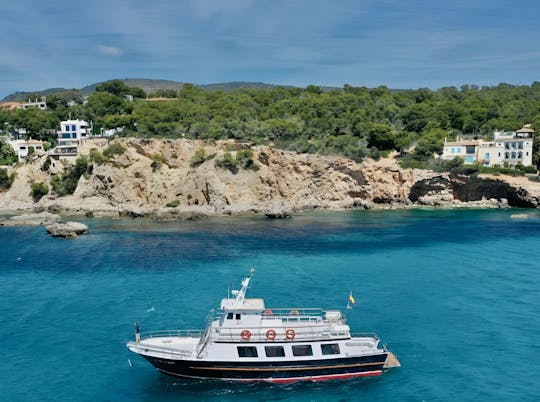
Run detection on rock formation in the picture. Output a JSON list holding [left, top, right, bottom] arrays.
[[0, 138, 539, 218]]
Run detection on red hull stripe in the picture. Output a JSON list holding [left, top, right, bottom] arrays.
[[248, 370, 383, 383], [158, 368, 383, 383]]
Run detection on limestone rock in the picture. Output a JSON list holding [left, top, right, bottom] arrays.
[[0, 212, 61, 227], [45, 221, 89, 238]]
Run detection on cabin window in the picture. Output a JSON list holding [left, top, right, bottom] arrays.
[[321, 343, 341, 355], [226, 313, 233, 319], [292, 345, 313, 357], [265, 346, 285, 357], [237, 346, 258, 358], [236, 314, 241, 320]]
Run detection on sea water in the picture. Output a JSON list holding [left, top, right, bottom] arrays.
[[0, 209, 539, 401]]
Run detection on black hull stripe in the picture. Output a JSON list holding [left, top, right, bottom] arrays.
[[189, 361, 385, 372]]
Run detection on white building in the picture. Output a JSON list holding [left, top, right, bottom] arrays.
[[442, 125, 535, 167], [21, 96, 47, 110], [51, 119, 92, 159], [9, 139, 45, 160]]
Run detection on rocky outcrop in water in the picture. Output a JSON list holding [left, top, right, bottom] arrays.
[[45, 221, 89, 238]]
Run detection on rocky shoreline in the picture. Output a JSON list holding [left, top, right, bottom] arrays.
[[0, 138, 539, 221]]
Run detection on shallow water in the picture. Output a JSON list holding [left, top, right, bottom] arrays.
[[1, 209, 539, 401]]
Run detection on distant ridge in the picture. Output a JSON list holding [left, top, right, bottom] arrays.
[[1, 79, 345, 101]]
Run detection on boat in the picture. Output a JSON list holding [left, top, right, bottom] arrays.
[[126, 272, 400, 383]]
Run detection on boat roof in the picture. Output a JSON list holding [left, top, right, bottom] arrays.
[[220, 297, 265, 311]]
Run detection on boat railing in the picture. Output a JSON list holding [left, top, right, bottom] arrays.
[[350, 332, 380, 339], [140, 329, 203, 340], [129, 342, 194, 358], [263, 308, 325, 320], [210, 324, 351, 343]]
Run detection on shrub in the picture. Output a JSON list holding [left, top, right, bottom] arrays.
[[103, 143, 126, 158], [41, 156, 52, 171], [166, 200, 180, 207], [89, 148, 107, 164], [215, 152, 239, 173], [236, 148, 259, 171], [30, 182, 49, 202], [190, 148, 208, 168], [0, 140, 17, 165], [0, 168, 15, 191]]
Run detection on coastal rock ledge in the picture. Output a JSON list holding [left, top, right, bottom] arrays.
[[0, 138, 539, 217]]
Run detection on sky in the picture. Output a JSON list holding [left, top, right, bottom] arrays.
[[1, 0, 540, 98]]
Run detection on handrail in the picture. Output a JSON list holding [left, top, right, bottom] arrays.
[[140, 329, 203, 340]]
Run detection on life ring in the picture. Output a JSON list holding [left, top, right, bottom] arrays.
[[263, 309, 274, 317], [285, 329, 296, 340], [265, 329, 277, 340], [290, 309, 300, 317], [240, 329, 252, 340]]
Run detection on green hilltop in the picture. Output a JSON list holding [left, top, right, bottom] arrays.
[[1, 79, 540, 174]]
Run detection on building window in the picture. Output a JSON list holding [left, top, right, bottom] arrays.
[[451, 147, 455, 154], [518, 152, 523, 159], [511, 152, 516, 159], [457, 147, 462, 153], [498, 153, 501, 157], [505, 152, 510, 159], [321, 343, 341, 355], [265, 346, 285, 357], [292, 345, 313, 357], [72, 124, 76, 131], [518, 142, 523, 149], [484, 153, 490, 160], [505, 143, 510, 150], [235, 314, 241, 320], [237, 346, 258, 357], [65, 125, 70, 131], [226, 313, 233, 319]]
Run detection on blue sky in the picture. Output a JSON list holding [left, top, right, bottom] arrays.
[[1, 0, 539, 98]]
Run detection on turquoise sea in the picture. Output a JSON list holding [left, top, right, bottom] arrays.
[[1, 209, 539, 401]]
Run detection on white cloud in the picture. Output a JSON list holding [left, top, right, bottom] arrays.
[[96, 45, 123, 56]]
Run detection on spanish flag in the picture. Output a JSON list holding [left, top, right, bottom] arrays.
[[348, 291, 356, 305]]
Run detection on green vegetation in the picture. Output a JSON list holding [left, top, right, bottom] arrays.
[[50, 156, 91, 196], [215, 152, 239, 173], [165, 200, 180, 207], [190, 148, 215, 167], [0, 168, 15, 191], [0, 140, 18, 165], [89, 148, 107, 164], [30, 181, 48, 202], [103, 143, 126, 158], [3, 81, 540, 173], [41, 156, 52, 171]]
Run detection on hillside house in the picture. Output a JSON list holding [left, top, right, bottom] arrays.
[[442, 125, 535, 167], [51, 119, 92, 160]]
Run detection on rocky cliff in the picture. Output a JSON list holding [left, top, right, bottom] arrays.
[[1, 138, 539, 217]]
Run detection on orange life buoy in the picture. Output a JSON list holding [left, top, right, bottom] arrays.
[[285, 329, 296, 340], [265, 329, 277, 340], [240, 329, 252, 340], [263, 309, 274, 317], [289, 309, 300, 317]]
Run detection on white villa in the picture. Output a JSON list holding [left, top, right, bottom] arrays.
[[21, 96, 47, 110], [51, 119, 92, 160], [442, 125, 535, 167], [8, 139, 45, 160]]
